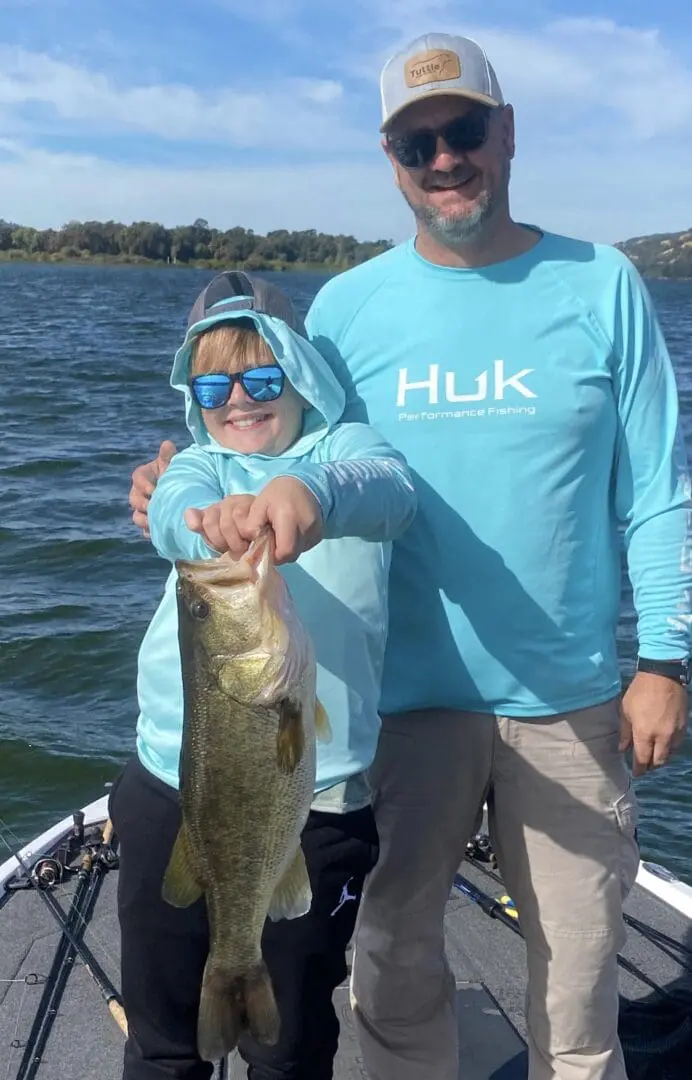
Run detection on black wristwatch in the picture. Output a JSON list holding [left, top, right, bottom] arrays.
[[636, 657, 691, 686]]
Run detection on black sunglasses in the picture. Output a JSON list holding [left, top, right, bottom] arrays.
[[387, 109, 492, 169], [190, 365, 285, 409]]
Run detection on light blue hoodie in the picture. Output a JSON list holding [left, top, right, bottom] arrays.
[[136, 296, 417, 810]]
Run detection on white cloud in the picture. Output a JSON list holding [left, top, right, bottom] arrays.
[[510, 142, 692, 245], [0, 7, 689, 244], [0, 142, 409, 241], [366, 0, 458, 36], [345, 8, 692, 140], [0, 47, 354, 150], [480, 18, 692, 139], [331, 6, 692, 241], [2, 134, 689, 247], [295, 79, 344, 105]]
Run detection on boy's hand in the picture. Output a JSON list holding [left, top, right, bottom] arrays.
[[184, 495, 256, 558], [241, 477, 323, 564], [129, 441, 178, 537]]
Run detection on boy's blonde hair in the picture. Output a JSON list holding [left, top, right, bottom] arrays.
[[190, 322, 275, 376]]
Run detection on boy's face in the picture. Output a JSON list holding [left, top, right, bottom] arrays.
[[201, 366, 306, 456]]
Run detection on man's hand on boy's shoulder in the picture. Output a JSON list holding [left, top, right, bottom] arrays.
[[243, 477, 324, 565], [184, 494, 256, 558], [129, 440, 178, 537]]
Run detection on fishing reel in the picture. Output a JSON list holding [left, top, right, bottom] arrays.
[[98, 842, 119, 871], [32, 856, 64, 888], [5, 810, 119, 895], [5, 853, 64, 892], [53, 811, 119, 873], [465, 833, 498, 869]]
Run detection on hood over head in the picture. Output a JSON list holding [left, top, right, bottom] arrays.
[[171, 270, 345, 458]]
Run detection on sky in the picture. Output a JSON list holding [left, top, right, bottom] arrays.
[[0, 0, 690, 245]]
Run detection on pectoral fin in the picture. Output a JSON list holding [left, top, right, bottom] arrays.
[[268, 846, 312, 921], [162, 823, 203, 908], [315, 698, 332, 743], [277, 699, 304, 774]]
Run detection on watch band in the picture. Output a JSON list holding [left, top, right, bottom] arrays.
[[636, 657, 691, 685]]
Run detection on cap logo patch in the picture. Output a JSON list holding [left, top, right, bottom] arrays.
[[405, 49, 461, 88]]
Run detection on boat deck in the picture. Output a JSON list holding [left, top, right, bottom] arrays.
[[2, 847, 690, 1080]]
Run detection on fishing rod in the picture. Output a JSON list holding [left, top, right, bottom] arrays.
[[453, 868, 673, 1000], [0, 817, 128, 1039], [464, 837, 692, 974], [620, 912, 692, 973], [453, 873, 522, 934], [16, 820, 118, 1080], [16, 844, 94, 1079]]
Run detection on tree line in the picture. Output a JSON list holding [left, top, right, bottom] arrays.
[[0, 217, 393, 271]]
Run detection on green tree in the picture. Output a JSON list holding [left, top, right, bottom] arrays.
[[0, 217, 394, 270]]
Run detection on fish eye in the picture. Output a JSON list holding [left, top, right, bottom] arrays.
[[191, 600, 210, 619]]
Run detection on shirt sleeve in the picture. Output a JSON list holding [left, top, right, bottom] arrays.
[[611, 263, 692, 659], [277, 422, 417, 542], [148, 447, 225, 563]]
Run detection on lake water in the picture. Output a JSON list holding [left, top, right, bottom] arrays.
[[1, 262, 690, 884]]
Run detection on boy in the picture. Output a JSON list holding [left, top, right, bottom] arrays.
[[109, 271, 417, 1080]]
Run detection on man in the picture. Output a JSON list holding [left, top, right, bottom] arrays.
[[129, 32, 691, 1080]]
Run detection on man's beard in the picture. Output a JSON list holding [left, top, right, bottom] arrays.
[[405, 162, 510, 248]]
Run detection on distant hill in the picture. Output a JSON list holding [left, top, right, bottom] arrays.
[[616, 228, 692, 279]]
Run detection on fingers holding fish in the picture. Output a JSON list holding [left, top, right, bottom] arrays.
[[184, 493, 256, 556], [243, 476, 324, 564]]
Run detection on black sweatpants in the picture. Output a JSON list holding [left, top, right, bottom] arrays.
[[109, 756, 379, 1080]]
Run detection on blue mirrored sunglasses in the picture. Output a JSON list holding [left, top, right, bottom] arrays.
[[190, 365, 285, 409]]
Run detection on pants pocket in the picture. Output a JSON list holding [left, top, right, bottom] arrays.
[[614, 782, 639, 899]]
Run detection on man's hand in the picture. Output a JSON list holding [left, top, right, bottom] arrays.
[[242, 477, 324, 564], [184, 495, 255, 558], [619, 671, 689, 777], [129, 441, 177, 537]]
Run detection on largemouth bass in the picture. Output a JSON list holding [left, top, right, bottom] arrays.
[[162, 529, 330, 1063]]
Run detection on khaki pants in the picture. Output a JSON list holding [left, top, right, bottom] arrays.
[[351, 700, 639, 1080]]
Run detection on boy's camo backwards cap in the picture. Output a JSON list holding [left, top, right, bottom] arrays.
[[186, 270, 307, 337]]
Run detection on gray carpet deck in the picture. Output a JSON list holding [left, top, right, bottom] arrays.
[[1, 844, 689, 1080]]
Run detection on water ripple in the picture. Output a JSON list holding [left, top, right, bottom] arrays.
[[0, 263, 691, 884]]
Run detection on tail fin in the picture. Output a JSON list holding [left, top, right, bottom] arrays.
[[197, 959, 280, 1063]]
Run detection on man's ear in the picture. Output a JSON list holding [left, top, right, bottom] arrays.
[[500, 104, 515, 161], [382, 138, 402, 189]]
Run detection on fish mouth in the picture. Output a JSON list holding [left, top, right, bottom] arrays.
[[176, 528, 274, 585]]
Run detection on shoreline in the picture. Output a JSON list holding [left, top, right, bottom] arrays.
[[0, 251, 689, 282], [0, 251, 340, 274]]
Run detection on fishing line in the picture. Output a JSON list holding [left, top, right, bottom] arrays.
[[0, 978, 45, 986], [5, 979, 30, 1080]]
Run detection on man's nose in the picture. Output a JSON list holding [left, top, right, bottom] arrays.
[[429, 136, 463, 171]]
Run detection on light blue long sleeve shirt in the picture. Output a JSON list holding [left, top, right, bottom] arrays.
[[136, 306, 417, 800], [305, 230, 692, 717]]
